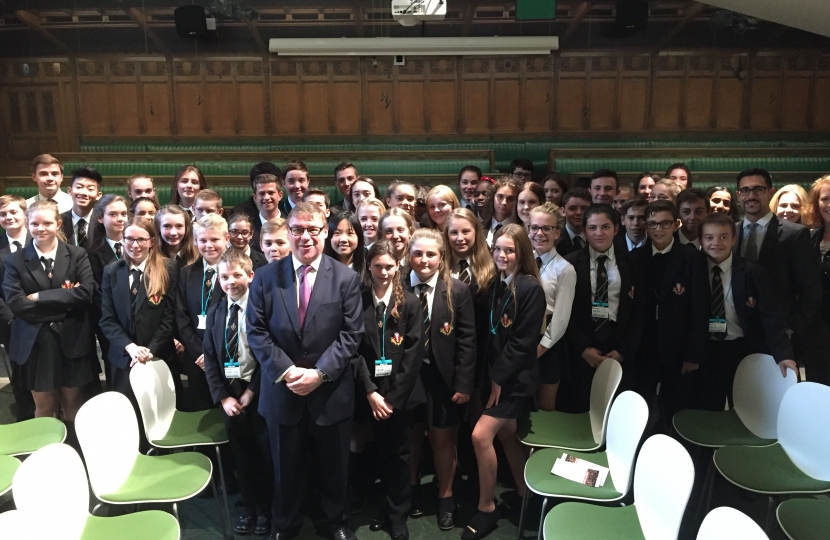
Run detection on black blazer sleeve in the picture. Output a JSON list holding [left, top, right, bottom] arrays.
[[203, 302, 231, 404], [383, 295, 424, 410], [99, 263, 133, 370], [175, 264, 204, 359], [489, 276, 547, 388], [146, 260, 179, 359], [0, 256, 14, 326], [752, 264, 794, 362], [450, 281, 477, 395], [786, 225, 822, 335]]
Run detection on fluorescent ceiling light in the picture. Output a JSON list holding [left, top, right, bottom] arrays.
[[268, 37, 559, 56]]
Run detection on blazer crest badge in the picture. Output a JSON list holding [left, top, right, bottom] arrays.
[[391, 332, 403, 346], [673, 283, 685, 295]]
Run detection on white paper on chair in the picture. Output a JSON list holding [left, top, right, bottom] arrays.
[[551, 453, 609, 487]]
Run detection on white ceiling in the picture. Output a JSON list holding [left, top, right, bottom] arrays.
[[703, 0, 830, 37]]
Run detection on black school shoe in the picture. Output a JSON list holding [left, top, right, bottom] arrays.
[[409, 485, 424, 518], [461, 509, 500, 540], [437, 496, 456, 530], [234, 515, 255, 535], [254, 516, 271, 536]]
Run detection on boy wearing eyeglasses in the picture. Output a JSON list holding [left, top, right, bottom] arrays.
[[175, 214, 229, 411], [228, 214, 267, 270], [631, 200, 708, 429]]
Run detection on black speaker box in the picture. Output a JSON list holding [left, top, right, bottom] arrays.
[[615, 0, 648, 32], [175, 5, 208, 38]]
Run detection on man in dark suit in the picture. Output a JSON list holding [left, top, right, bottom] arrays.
[[697, 212, 796, 410], [60, 167, 102, 248], [232, 162, 281, 225], [631, 201, 709, 426], [555, 188, 591, 257], [332, 162, 358, 212], [247, 202, 364, 540], [734, 168, 821, 375]]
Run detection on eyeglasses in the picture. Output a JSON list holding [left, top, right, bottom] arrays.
[[529, 225, 557, 234], [289, 227, 323, 237], [124, 236, 151, 245], [512, 172, 531, 180], [737, 186, 769, 197], [229, 229, 252, 238], [645, 220, 675, 230]]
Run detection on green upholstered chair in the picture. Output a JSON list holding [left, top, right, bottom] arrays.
[[520, 358, 622, 452], [696, 506, 769, 540], [74, 392, 215, 536], [0, 454, 20, 500], [519, 391, 649, 540], [0, 417, 67, 456], [542, 434, 695, 540], [776, 498, 830, 540], [673, 354, 797, 521], [129, 358, 231, 538], [714, 383, 830, 532], [0, 443, 179, 540]]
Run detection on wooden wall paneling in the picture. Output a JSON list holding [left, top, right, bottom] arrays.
[[684, 56, 716, 130], [142, 80, 171, 136], [398, 80, 425, 133], [237, 59, 266, 135], [588, 56, 618, 130], [488, 59, 496, 131], [619, 55, 649, 131], [204, 60, 236, 135], [109, 60, 141, 136], [77, 60, 109, 136], [815, 65, 830, 130], [327, 61, 336, 133], [301, 81, 329, 134], [780, 55, 813, 130], [430, 81, 455, 134], [359, 58, 368, 135], [366, 58, 393, 135], [524, 77, 551, 133], [518, 58, 526, 131], [678, 56, 689, 129], [741, 52, 756, 129], [651, 55, 684, 129], [749, 54, 782, 130], [806, 54, 820, 130], [558, 55, 586, 131], [493, 57, 520, 132], [461, 58, 489, 133], [715, 55, 745, 129], [550, 53, 558, 132], [173, 60, 205, 135], [134, 62, 146, 134], [454, 56, 463, 134], [423, 59, 432, 132], [271, 60, 300, 134]]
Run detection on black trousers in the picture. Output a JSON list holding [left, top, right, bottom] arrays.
[[692, 338, 752, 412], [372, 409, 413, 530], [10, 361, 35, 421], [633, 353, 696, 429], [224, 392, 273, 518], [558, 326, 621, 414], [181, 354, 213, 412], [793, 320, 830, 386], [268, 409, 351, 534]]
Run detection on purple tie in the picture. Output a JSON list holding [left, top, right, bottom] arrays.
[[298, 265, 311, 328]]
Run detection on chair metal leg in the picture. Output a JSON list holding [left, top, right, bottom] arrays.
[[215, 445, 232, 540], [91, 503, 104, 516], [765, 495, 776, 534], [517, 491, 531, 539], [536, 497, 549, 540], [172, 502, 179, 522], [695, 458, 715, 524]]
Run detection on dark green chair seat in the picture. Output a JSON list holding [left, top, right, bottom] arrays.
[[777, 498, 830, 540], [0, 454, 20, 496], [543, 502, 645, 540], [98, 452, 212, 503], [673, 408, 775, 448], [521, 411, 597, 451], [150, 408, 228, 448], [714, 444, 830, 495], [525, 448, 622, 502], [82, 510, 179, 540], [0, 417, 66, 456]]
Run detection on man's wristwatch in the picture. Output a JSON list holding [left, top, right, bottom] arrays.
[[316, 368, 331, 382]]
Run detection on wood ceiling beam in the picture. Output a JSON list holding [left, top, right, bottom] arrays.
[[560, 2, 590, 45], [246, 18, 266, 52], [122, 5, 169, 56], [14, 10, 73, 54], [652, 1, 707, 52], [354, 0, 364, 37], [462, 1, 478, 37]]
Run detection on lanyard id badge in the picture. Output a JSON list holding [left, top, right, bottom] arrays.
[[591, 301, 610, 319], [374, 357, 392, 377], [224, 361, 241, 379], [708, 318, 727, 333]]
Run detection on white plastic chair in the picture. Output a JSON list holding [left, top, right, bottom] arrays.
[[733, 354, 797, 440], [75, 392, 215, 525], [589, 358, 624, 447], [0, 443, 180, 540], [521, 391, 649, 539], [696, 507, 769, 540]]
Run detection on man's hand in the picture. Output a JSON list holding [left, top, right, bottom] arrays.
[[367, 392, 393, 420], [779, 359, 798, 378], [681, 362, 699, 375], [238, 389, 255, 409], [286, 368, 323, 396], [581, 347, 605, 368], [451, 392, 470, 405], [283, 366, 304, 384], [195, 354, 205, 371], [221, 397, 242, 417]]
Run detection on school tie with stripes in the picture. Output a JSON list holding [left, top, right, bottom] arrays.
[[594, 255, 610, 341], [419, 284, 430, 348], [458, 259, 472, 285], [711, 266, 727, 340], [226, 303, 240, 365], [77, 218, 88, 248]]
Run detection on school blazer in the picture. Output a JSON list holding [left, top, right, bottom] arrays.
[[3, 241, 95, 365], [0, 232, 31, 253], [729, 256, 793, 362], [484, 273, 547, 399], [565, 246, 645, 361], [555, 232, 580, 257], [176, 257, 226, 360], [353, 287, 425, 411], [250, 249, 268, 271], [231, 197, 259, 225], [99, 258, 179, 370], [631, 241, 710, 368], [246, 254, 364, 426], [59, 210, 77, 246], [202, 299, 262, 405], [735, 216, 821, 335], [810, 227, 830, 322], [87, 241, 119, 286], [404, 278, 477, 395]]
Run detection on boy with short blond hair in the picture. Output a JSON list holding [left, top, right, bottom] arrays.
[[203, 250, 273, 535], [260, 218, 291, 264], [194, 189, 224, 221]]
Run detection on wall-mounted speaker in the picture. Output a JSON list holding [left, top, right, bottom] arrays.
[[175, 6, 208, 38]]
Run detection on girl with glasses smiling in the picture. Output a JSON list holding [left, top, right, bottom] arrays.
[[100, 216, 181, 418]]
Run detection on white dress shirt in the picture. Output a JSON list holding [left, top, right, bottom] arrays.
[[741, 211, 773, 260], [105, 236, 123, 258], [373, 283, 394, 310], [626, 234, 645, 251], [536, 248, 576, 349], [708, 254, 744, 340], [71, 210, 93, 244], [226, 291, 256, 382], [678, 229, 701, 250], [410, 270, 439, 320], [129, 259, 148, 288], [589, 245, 621, 321], [565, 223, 587, 247], [6, 232, 26, 252], [486, 215, 516, 247], [652, 238, 674, 255], [450, 257, 472, 281], [33, 244, 58, 271], [292, 254, 321, 308], [26, 190, 72, 214]]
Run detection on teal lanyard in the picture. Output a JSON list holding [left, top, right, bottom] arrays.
[[379, 309, 387, 360], [489, 283, 513, 335], [201, 265, 216, 315]]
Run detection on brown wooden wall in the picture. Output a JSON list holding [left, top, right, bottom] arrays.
[[2, 50, 830, 161]]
